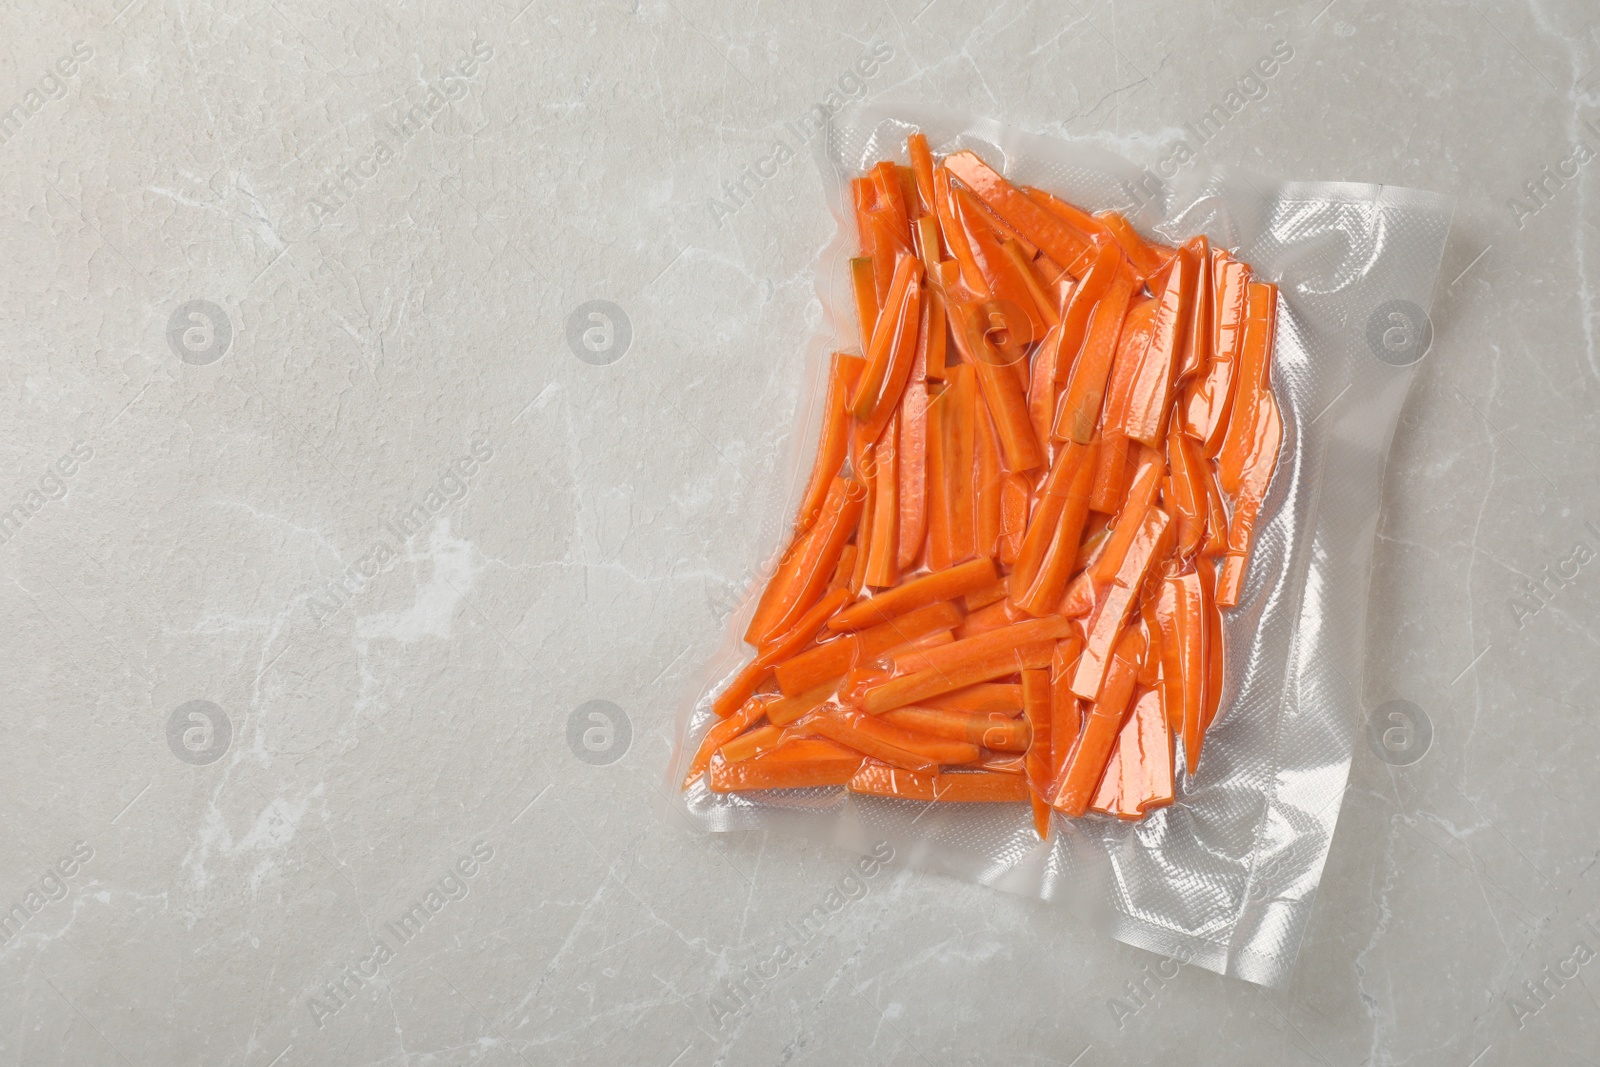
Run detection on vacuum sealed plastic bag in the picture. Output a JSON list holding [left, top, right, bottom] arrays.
[[667, 102, 1453, 987]]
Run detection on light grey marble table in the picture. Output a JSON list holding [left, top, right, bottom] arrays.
[[2, 1, 1596, 1064]]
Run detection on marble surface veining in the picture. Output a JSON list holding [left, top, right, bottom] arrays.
[[1, 0, 1597, 1064]]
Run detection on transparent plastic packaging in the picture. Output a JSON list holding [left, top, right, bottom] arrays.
[[667, 103, 1453, 987]]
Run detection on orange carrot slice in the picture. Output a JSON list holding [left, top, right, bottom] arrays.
[[861, 617, 1076, 714], [709, 748, 862, 792], [794, 354, 865, 533], [1053, 626, 1143, 815], [851, 255, 923, 419], [1049, 637, 1084, 782], [880, 706, 1031, 751], [864, 409, 900, 588], [1022, 666, 1054, 837], [908, 133, 937, 215], [848, 762, 1031, 802], [714, 586, 850, 719], [1181, 250, 1250, 451], [974, 383, 1004, 559], [773, 600, 962, 696], [943, 151, 1098, 278], [1053, 266, 1137, 444], [952, 187, 1049, 339], [829, 557, 996, 633], [746, 476, 866, 647], [896, 299, 932, 571], [684, 698, 767, 788], [1071, 506, 1174, 701], [1011, 437, 1097, 617], [1117, 245, 1196, 446], [922, 683, 1024, 714], [811, 709, 978, 770], [851, 257, 879, 351], [719, 723, 788, 764], [942, 363, 978, 564], [948, 300, 1045, 472]]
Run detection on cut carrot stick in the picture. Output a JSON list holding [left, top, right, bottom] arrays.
[[1053, 627, 1143, 815], [1216, 282, 1282, 607], [1197, 554, 1226, 737], [794, 354, 865, 533], [1088, 430, 1130, 515], [1176, 235, 1212, 382], [715, 585, 850, 719], [1011, 436, 1096, 617], [998, 473, 1029, 565], [923, 683, 1024, 714], [1028, 323, 1064, 448], [943, 363, 977, 562], [765, 680, 840, 727], [1182, 250, 1250, 451], [851, 257, 879, 352], [943, 151, 1098, 278], [872, 161, 912, 246], [1118, 246, 1195, 446], [1050, 637, 1084, 781], [829, 557, 996, 633], [1217, 281, 1277, 494], [1097, 212, 1170, 279], [974, 384, 1003, 559], [948, 300, 1045, 472], [881, 706, 1030, 751], [1053, 266, 1137, 443], [684, 699, 767, 788], [864, 409, 900, 588], [923, 286, 949, 382], [964, 574, 1009, 611], [1167, 571, 1206, 775], [924, 380, 952, 569], [896, 318, 930, 571], [908, 132, 937, 215], [810, 710, 977, 771], [749, 476, 865, 648], [1165, 418, 1208, 558], [709, 749, 862, 792], [1022, 666, 1054, 837], [953, 187, 1049, 340], [1051, 240, 1123, 389], [862, 617, 1076, 713], [1127, 686, 1175, 815], [1216, 390, 1280, 607], [719, 723, 788, 764], [774, 600, 963, 696], [851, 255, 923, 419], [849, 762, 1031, 802], [1100, 296, 1158, 455], [1009, 439, 1094, 602], [1002, 238, 1061, 329], [935, 164, 986, 296], [1087, 451, 1164, 584], [1071, 506, 1174, 701]]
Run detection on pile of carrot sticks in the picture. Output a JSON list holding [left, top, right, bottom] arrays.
[[684, 135, 1282, 836]]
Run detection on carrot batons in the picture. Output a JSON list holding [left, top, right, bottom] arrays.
[[686, 139, 1283, 836]]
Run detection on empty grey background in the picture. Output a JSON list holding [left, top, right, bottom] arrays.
[[2, 0, 1596, 1064]]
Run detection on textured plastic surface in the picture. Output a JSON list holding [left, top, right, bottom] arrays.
[[667, 103, 1454, 988]]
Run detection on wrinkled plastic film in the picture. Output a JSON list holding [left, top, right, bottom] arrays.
[[665, 103, 1453, 987]]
